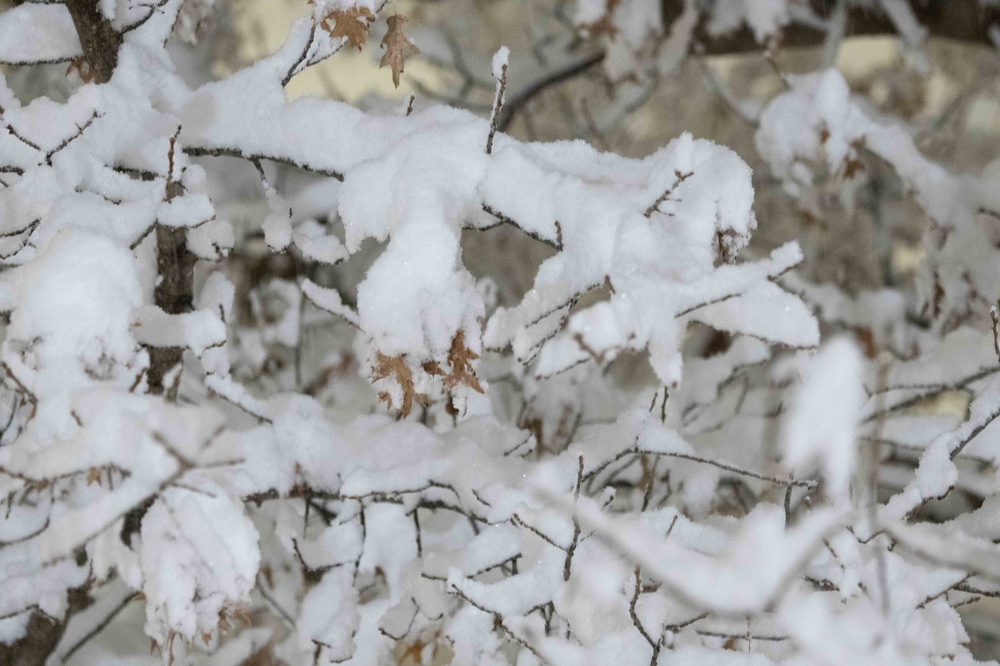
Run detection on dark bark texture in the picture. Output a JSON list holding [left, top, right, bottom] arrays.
[[0, 587, 91, 666], [63, 0, 122, 83], [148, 184, 196, 397]]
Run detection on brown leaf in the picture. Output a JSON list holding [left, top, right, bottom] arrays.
[[442, 331, 484, 393], [843, 155, 864, 180], [399, 638, 426, 664], [372, 352, 425, 418], [380, 14, 420, 88], [232, 606, 252, 626], [422, 360, 444, 376], [854, 327, 877, 359], [842, 137, 866, 180], [580, 0, 620, 38], [261, 563, 274, 589], [86, 467, 102, 487], [66, 57, 96, 84], [321, 6, 375, 50], [217, 610, 231, 632]]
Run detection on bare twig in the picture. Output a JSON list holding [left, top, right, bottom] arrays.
[[487, 55, 508, 155]]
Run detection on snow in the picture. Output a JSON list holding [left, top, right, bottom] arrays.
[[492, 46, 510, 80], [535, 481, 843, 616], [292, 219, 348, 264], [1, 4, 997, 664], [139, 487, 260, 645], [706, 0, 789, 43], [424, 524, 521, 579], [0, 4, 81, 65], [663, 646, 775, 665], [301, 279, 360, 327], [879, 0, 929, 53], [744, 0, 790, 43], [132, 305, 226, 356], [181, 34, 793, 386], [298, 567, 358, 662], [2, 230, 141, 440], [782, 338, 864, 502]]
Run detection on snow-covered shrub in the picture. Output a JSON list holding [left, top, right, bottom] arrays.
[[1, 1, 1000, 664]]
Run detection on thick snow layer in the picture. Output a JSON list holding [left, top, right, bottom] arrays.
[[3, 6, 989, 665], [179, 28, 806, 387], [139, 488, 260, 645], [0, 4, 81, 65], [783, 338, 864, 501]]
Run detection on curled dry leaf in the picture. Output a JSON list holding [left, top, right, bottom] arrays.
[[371, 331, 482, 418], [321, 6, 375, 50], [380, 14, 420, 88], [580, 0, 621, 38], [85, 467, 102, 486], [443, 330, 484, 393], [66, 57, 96, 84], [372, 351, 427, 418]]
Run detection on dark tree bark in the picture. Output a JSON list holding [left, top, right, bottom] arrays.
[[0, 587, 91, 666], [148, 181, 196, 398], [63, 0, 122, 83]]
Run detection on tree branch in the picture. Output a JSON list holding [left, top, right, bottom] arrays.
[[63, 0, 121, 84]]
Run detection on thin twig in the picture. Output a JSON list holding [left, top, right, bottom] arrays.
[[487, 57, 508, 155], [61, 592, 141, 663]]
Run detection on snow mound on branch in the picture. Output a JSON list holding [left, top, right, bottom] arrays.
[[139, 487, 260, 646], [182, 30, 813, 394], [6, 230, 140, 368], [783, 338, 864, 501], [3, 230, 141, 440]]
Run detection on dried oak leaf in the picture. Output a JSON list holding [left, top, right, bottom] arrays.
[[842, 137, 866, 180], [66, 57, 96, 84], [86, 467, 102, 486], [321, 6, 375, 50], [580, 0, 620, 38], [422, 360, 444, 376], [372, 352, 427, 418], [380, 14, 420, 88], [443, 331, 484, 393]]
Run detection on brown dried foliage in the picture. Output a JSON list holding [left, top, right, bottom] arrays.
[[443, 330, 484, 393], [580, 0, 621, 38], [380, 14, 420, 88], [66, 57, 96, 84], [372, 352, 426, 418], [321, 6, 375, 50], [372, 331, 483, 418]]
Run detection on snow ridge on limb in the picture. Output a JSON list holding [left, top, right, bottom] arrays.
[[182, 30, 813, 397]]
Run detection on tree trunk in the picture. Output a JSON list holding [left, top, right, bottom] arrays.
[[0, 587, 91, 666], [63, 0, 122, 84], [148, 183, 195, 397]]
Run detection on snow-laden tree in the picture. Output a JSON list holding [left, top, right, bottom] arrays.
[[1, 0, 1000, 664]]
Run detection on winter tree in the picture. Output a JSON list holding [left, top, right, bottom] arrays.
[[1, 0, 1000, 664]]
